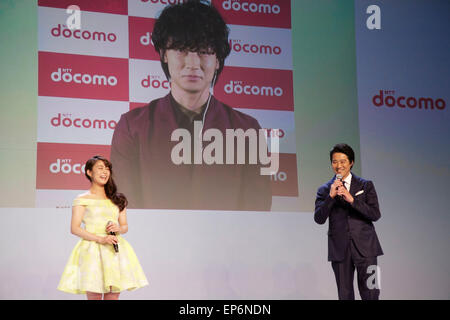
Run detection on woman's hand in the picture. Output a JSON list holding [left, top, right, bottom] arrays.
[[106, 222, 120, 234], [98, 235, 118, 245]]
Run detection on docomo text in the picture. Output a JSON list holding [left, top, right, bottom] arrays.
[[265, 128, 285, 138], [372, 90, 446, 110], [270, 170, 288, 182], [51, 24, 117, 43], [50, 159, 85, 174], [171, 121, 280, 176], [222, 0, 281, 14], [140, 0, 282, 14], [51, 113, 117, 130], [141, 76, 170, 89], [140, 32, 154, 46], [51, 68, 118, 86], [224, 81, 283, 97], [229, 39, 282, 56], [140, 0, 187, 5]]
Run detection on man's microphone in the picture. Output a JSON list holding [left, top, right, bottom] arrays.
[[336, 174, 344, 200], [107, 221, 119, 253]]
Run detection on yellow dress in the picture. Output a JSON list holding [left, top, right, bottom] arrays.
[[57, 198, 149, 294]]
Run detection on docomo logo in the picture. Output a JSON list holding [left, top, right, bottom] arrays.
[[270, 170, 287, 182], [51, 68, 118, 87], [51, 113, 117, 130], [223, 0, 281, 14], [265, 128, 285, 138], [373, 90, 446, 110], [141, 75, 170, 89], [51, 24, 117, 42], [224, 81, 283, 97], [140, 0, 187, 4], [229, 39, 282, 56], [49, 159, 85, 174], [140, 32, 154, 46]]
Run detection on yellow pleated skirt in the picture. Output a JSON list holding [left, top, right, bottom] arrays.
[[57, 235, 149, 294]]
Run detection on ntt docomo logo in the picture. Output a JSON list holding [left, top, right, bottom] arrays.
[[141, 75, 170, 89], [229, 39, 281, 55], [140, 0, 186, 4], [270, 171, 287, 182], [372, 90, 446, 110], [51, 113, 117, 130], [265, 128, 285, 138], [51, 24, 117, 42], [225, 81, 283, 97], [51, 68, 118, 86], [50, 159, 85, 174], [223, 0, 281, 14], [140, 32, 153, 46]]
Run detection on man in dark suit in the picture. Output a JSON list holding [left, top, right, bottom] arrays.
[[314, 143, 383, 300]]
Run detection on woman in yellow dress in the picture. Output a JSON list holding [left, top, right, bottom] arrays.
[[58, 155, 149, 299]]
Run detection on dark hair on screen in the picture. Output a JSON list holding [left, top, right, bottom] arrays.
[[151, 0, 231, 82], [85, 155, 128, 211], [329, 143, 355, 169]]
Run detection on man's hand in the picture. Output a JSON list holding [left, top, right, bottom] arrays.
[[330, 179, 344, 198], [336, 185, 354, 204]]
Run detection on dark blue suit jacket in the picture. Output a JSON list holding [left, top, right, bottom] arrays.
[[314, 174, 384, 262]]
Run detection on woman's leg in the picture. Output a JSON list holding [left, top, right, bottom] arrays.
[[103, 287, 120, 300], [86, 291, 103, 300]]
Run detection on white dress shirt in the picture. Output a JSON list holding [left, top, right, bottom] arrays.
[[343, 172, 352, 191]]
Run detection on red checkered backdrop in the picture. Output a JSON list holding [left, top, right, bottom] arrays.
[[37, 0, 298, 210]]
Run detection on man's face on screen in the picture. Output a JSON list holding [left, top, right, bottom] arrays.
[[164, 48, 219, 95], [331, 152, 353, 179]]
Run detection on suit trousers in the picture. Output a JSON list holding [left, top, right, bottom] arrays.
[[331, 239, 380, 300]]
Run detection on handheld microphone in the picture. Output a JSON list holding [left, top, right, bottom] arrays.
[[107, 221, 119, 253], [335, 174, 344, 200]]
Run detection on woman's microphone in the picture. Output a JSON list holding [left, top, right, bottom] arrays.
[[107, 221, 119, 253]]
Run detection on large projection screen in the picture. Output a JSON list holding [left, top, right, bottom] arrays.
[[0, 0, 448, 299]]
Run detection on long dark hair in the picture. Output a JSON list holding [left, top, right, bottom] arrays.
[[85, 155, 128, 211]]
